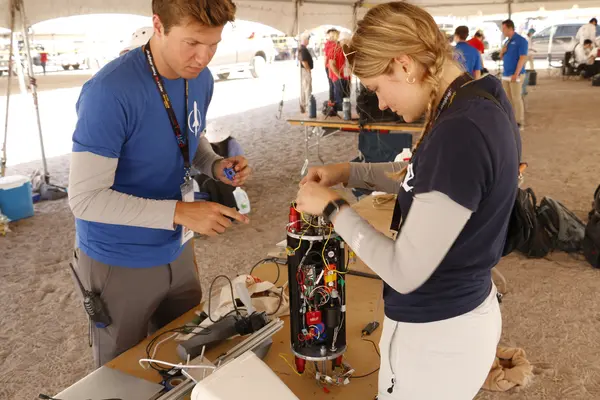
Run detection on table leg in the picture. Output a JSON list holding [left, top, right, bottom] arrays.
[[301, 125, 310, 176], [315, 127, 325, 165]]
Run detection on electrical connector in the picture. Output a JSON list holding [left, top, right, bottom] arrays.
[[361, 321, 380, 337], [223, 167, 236, 181]]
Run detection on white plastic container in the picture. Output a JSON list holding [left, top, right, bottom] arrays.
[[233, 187, 251, 215], [395, 148, 413, 163]]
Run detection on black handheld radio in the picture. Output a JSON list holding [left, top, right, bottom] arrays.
[[69, 263, 112, 328]]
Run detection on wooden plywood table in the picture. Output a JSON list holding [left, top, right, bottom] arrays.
[[105, 196, 398, 399], [287, 114, 422, 175], [108, 268, 384, 399]]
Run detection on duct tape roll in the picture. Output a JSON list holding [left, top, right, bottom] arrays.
[[163, 376, 184, 391]]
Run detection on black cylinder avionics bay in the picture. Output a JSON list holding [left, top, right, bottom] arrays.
[[287, 203, 347, 374]]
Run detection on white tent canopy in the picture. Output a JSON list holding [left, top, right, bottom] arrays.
[[1, 0, 598, 35]]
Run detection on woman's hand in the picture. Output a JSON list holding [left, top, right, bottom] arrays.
[[296, 182, 341, 216], [300, 163, 351, 188]]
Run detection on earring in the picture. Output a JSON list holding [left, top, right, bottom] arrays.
[[406, 73, 416, 84]]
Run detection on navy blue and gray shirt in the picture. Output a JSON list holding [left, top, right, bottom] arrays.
[[334, 75, 520, 323]]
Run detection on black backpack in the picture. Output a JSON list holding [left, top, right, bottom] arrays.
[[583, 185, 600, 268], [537, 196, 586, 253], [506, 188, 553, 258]]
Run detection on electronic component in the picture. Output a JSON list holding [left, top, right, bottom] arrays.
[[306, 310, 322, 325], [324, 305, 342, 329], [223, 167, 236, 181], [69, 263, 112, 328], [361, 321, 380, 337], [287, 203, 348, 379], [289, 203, 301, 232]]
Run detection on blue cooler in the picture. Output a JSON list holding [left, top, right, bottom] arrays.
[[0, 175, 35, 221]]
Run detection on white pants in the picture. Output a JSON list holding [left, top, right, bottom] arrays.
[[377, 285, 502, 400]]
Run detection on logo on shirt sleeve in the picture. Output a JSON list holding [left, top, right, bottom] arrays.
[[401, 163, 415, 192], [188, 100, 203, 137]]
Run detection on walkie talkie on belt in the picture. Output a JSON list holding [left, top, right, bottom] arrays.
[[69, 263, 112, 328]]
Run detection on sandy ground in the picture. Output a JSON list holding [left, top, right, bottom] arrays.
[[1, 65, 600, 399]]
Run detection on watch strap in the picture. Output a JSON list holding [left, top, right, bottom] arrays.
[[324, 198, 349, 221]]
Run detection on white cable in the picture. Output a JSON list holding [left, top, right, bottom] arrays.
[[139, 358, 217, 371], [309, 285, 329, 298], [151, 333, 178, 360]]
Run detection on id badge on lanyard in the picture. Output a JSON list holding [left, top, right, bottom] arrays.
[[180, 174, 195, 245], [143, 40, 194, 245]]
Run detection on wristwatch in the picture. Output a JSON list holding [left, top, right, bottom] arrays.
[[323, 198, 349, 222]]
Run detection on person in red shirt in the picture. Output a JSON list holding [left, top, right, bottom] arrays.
[[40, 51, 48, 75], [467, 30, 485, 54], [324, 29, 339, 103], [328, 32, 350, 111], [467, 30, 486, 74]]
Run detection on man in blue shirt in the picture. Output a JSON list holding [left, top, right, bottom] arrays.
[[67, 0, 251, 367], [454, 26, 482, 79], [500, 19, 528, 128]]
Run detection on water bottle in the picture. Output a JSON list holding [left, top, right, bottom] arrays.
[[309, 95, 317, 118], [233, 187, 251, 215], [343, 97, 351, 121]]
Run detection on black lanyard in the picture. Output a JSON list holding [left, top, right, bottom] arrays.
[[143, 41, 190, 174], [389, 72, 474, 232], [433, 72, 473, 122]]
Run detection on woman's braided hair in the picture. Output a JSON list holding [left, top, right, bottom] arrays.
[[345, 2, 459, 180]]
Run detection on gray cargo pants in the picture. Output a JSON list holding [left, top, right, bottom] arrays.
[[71, 242, 202, 368]]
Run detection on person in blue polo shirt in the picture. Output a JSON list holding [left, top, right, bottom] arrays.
[[500, 19, 528, 128], [454, 26, 482, 79], [67, 0, 251, 368], [296, 3, 519, 399]]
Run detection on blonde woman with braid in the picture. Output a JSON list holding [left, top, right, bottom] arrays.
[[295, 3, 521, 399]]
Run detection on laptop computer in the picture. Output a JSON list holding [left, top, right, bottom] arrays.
[[54, 366, 164, 400]]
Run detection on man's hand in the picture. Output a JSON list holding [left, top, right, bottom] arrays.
[[213, 156, 251, 187], [174, 201, 249, 237], [511, 74, 518, 82]]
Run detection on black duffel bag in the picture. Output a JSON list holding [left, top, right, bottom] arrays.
[[503, 187, 553, 258], [583, 184, 600, 268]]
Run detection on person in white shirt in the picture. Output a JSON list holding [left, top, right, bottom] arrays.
[[526, 29, 536, 70], [574, 39, 599, 78], [576, 18, 597, 45]]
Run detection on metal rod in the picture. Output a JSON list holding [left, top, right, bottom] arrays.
[[1, 1, 16, 177], [296, 0, 302, 112], [19, 0, 49, 180], [214, 318, 284, 365]]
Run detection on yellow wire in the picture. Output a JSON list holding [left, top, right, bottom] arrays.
[[301, 212, 320, 228], [292, 235, 303, 252], [279, 353, 302, 377], [321, 227, 332, 267]]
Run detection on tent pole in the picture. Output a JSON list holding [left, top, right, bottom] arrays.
[[14, 0, 66, 199], [297, 0, 302, 112], [18, 0, 49, 181], [508, 1, 512, 19], [1, 1, 17, 178]]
